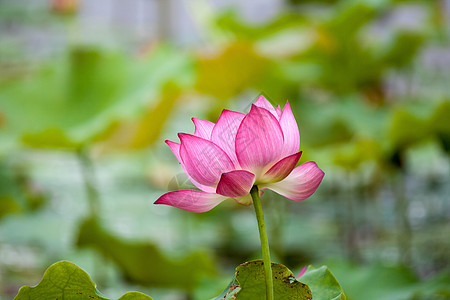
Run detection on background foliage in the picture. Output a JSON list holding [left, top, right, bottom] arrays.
[[0, 0, 449, 299]]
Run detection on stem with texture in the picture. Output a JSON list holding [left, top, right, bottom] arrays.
[[250, 185, 274, 300]]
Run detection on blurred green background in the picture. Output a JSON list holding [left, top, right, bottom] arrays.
[[0, 0, 449, 299]]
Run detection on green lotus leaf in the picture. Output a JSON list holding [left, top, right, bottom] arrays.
[[327, 261, 450, 300], [215, 260, 312, 300], [299, 265, 346, 300], [14, 261, 152, 300]]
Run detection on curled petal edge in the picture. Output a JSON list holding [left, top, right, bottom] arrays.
[[260, 151, 302, 183], [260, 161, 324, 201]]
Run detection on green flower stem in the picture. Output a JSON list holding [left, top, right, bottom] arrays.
[[77, 147, 100, 216], [250, 185, 274, 300]]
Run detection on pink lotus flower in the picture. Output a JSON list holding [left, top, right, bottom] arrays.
[[155, 96, 324, 212]]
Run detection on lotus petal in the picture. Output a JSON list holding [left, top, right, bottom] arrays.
[[234, 193, 253, 205], [216, 170, 255, 197], [154, 190, 227, 212], [179, 133, 235, 187], [261, 161, 324, 201], [260, 152, 302, 183], [192, 118, 215, 140], [279, 101, 300, 157], [236, 105, 284, 176], [254, 95, 277, 117], [211, 109, 245, 167], [275, 105, 282, 119], [165, 140, 215, 193]]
